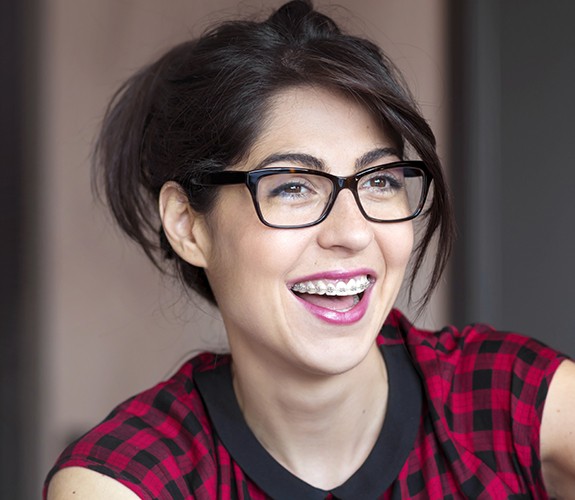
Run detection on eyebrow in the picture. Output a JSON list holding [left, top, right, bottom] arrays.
[[255, 153, 325, 170], [255, 147, 400, 172], [355, 147, 400, 170]]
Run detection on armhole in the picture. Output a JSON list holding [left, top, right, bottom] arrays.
[[532, 355, 570, 450], [514, 345, 570, 492]]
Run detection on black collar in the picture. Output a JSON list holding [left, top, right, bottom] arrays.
[[195, 326, 422, 499]]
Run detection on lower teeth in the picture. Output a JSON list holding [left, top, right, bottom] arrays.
[[340, 295, 360, 312]]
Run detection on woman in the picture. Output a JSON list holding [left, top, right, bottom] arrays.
[[45, 1, 575, 498]]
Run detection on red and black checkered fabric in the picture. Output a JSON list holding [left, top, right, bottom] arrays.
[[44, 309, 567, 499]]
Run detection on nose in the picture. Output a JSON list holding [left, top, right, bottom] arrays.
[[316, 189, 373, 252]]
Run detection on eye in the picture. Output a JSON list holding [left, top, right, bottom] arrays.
[[269, 181, 313, 199], [260, 173, 324, 204], [360, 171, 404, 195]]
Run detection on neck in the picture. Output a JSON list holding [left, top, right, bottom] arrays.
[[231, 343, 388, 490]]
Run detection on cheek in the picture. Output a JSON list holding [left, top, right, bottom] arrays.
[[205, 229, 310, 328], [222, 229, 309, 280], [377, 222, 414, 271], [203, 202, 310, 303]]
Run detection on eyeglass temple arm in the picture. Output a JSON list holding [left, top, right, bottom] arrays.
[[190, 171, 247, 186]]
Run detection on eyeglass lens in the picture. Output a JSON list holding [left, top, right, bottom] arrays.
[[256, 166, 424, 227]]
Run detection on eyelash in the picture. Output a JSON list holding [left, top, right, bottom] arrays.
[[360, 174, 402, 191], [268, 180, 314, 199]]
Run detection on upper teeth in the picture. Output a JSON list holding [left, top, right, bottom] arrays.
[[291, 276, 371, 296]]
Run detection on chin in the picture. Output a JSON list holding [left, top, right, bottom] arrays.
[[293, 336, 380, 378]]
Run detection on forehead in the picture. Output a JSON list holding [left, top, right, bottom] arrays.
[[243, 86, 397, 170]]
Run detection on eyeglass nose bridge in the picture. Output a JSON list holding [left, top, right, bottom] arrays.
[[322, 173, 367, 221]]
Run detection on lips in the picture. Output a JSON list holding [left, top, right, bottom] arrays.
[[295, 292, 360, 312], [288, 271, 374, 324]]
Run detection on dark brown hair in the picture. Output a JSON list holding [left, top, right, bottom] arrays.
[[94, 0, 455, 308]]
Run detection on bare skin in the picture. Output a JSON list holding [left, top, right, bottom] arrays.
[[541, 359, 575, 499], [231, 338, 389, 488], [47, 467, 140, 500]]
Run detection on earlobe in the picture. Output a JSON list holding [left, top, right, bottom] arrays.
[[159, 181, 210, 268]]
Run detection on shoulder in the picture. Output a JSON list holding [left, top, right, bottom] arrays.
[[47, 467, 140, 500], [386, 309, 568, 430], [540, 359, 575, 497], [44, 352, 230, 499], [386, 310, 566, 384], [387, 310, 571, 495]]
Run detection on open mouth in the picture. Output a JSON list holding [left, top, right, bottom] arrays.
[[290, 275, 372, 312]]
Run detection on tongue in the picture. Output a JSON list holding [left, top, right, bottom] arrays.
[[297, 293, 357, 311]]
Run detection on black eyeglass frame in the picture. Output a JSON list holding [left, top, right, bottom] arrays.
[[189, 160, 431, 229]]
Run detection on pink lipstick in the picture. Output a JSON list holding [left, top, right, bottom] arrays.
[[288, 269, 375, 325]]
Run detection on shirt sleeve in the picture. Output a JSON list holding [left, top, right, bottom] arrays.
[[440, 324, 568, 496]]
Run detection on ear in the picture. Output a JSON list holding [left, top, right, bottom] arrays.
[[159, 181, 211, 268]]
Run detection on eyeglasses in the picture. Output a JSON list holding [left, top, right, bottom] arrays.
[[190, 160, 431, 229]]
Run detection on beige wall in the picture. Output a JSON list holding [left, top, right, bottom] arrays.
[[38, 0, 448, 488]]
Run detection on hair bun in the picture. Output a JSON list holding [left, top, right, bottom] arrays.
[[268, 0, 340, 38]]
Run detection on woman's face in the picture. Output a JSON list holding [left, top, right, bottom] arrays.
[[197, 87, 414, 377]]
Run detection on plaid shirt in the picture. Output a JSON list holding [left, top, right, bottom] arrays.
[[44, 309, 567, 499]]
